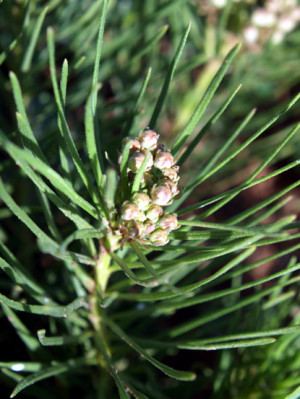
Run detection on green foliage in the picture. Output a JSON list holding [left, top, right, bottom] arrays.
[[0, 1, 299, 398]]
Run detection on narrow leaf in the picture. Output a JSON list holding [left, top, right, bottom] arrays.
[[9, 73, 45, 161], [0, 292, 87, 318], [47, 28, 105, 216], [120, 140, 132, 201], [132, 150, 151, 193], [10, 358, 94, 398], [171, 43, 240, 155], [178, 160, 300, 215], [0, 133, 99, 219], [37, 329, 92, 346], [2, 305, 40, 351], [178, 84, 242, 166], [180, 337, 276, 350], [21, 6, 48, 71], [85, 84, 104, 191], [149, 22, 191, 129], [105, 318, 196, 381], [91, 0, 108, 112], [124, 67, 152, 137]]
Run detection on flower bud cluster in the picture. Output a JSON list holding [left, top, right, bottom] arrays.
[[243, 0, 300, 46], [117, 129, 181, 246]]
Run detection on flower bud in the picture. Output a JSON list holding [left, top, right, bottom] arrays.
[[139, 129, 159, 150], [151, 185, 172, 206], [149, 229, 169, 246], [252, 9, 276, 28], [278, 15, 296, 33], [162, 166, 180, 182], [161, 178, 179, 197], [143, 220, 156, 236], [140, 171, 153, 187], [154, 151, 174, 170], [132, 192, 150, 211], [128, 151, 153, 173], [145, 204, 163, 222], [158, 213, 178, 232], [243, 25, 259, 45], [127, 221, 145, 238], [137, 211, 147, 222], [122, 137, 141, 151], [120, 202, 139, 220]]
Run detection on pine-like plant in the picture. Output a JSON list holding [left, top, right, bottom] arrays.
[[0, 1, 300, 398]]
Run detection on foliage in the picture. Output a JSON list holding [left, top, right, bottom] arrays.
[[0, 1, 299, 398]]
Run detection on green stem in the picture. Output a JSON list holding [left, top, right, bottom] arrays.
[[89, 243, 112, 378], [95, 241, 112, 297]]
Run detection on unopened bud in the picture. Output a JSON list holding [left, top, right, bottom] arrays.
[[158, 213, 178, 232], [151, 185, 172, 206], [243, 25, 259, 44], [139, 129, 159, 150], [252, 9, 276, 28], [143, 220, 156, 236], [140, 171, 153, 187], [122, 137, 141, 151], [127, 221, 145, 238], [149, 229, 169, 246], [145, 204, 163, 222], [132, 192, 150, 211], [137, 211, 147, 222], [154, 151, 174, 170], [161, 178, 179, 197], [128, 151, 153, 173], [162, 166, 180, 182], [121, 202, 139, 220], [278, 15, 296, 33]]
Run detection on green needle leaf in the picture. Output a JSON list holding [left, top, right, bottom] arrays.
[[10, 358, 95, 398], [0, 292, 87, 318], [179, 337, 276, 350], [105, 318, 196, 381], [47, 27, 105, 217], [21, 6, 48, 72], [171, 43, 241, 156], [120, 140, 132, 200], [9, 73, 46, 162], [178, 83, 242, 166], [0, 133, 99, 219], [85, 84, 104, 191], [37, 330, 93, 346], [124, 67, 152, 137], [149, 22, 191, 129], [92, 0, 108, 112], [286, 385, 300, 399], [132, 150, 151, 193]]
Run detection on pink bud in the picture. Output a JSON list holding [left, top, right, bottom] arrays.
[[145, 204, 163, 222], [143, 220, 156, 236], [137, 211, 147, 222], [161, 178, 179, 196], [120, 202, 139, 220], [132, 192, 150, 211], [158, 213, 178, 232], [140, 171, 153, 187], [122, 137, 141, 151], [154, 151, 174, 170], [162, 166, 180, 182], [139, 129, 159, 150], [252, 9, 276, 28], [127, 221, 145, 238], [151, 185, 172, 206], [128, 151, 153, 173], [149, 229, 169, 246]]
